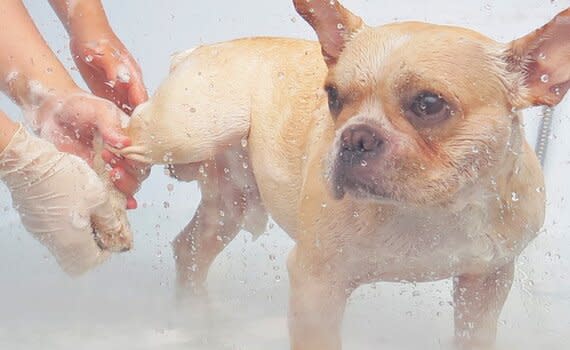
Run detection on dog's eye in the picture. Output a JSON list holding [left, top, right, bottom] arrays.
[[408, 92, 450, 125], [325, 85, 343, 116]]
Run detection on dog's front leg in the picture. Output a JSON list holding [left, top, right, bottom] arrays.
[[453, 261, 515, 349], [287, 246, 353, 350]]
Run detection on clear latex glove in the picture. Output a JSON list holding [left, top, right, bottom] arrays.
[[0, 125, 131, 276]]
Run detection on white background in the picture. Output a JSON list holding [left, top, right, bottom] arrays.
[[0, 1, 569, 349]]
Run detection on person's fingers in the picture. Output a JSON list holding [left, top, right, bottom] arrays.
[[101, 151, 140, 210], [102, 150, 147, 182], [53, 140, 94, 166], [127, 83, 148, 112], [95, 107, 131, 149], [126, 196, 138, 210], [101, 149, 116, 165], [126, 159, 152, 182], [126, 63, 148, 109], [110, 167, 140, 197]]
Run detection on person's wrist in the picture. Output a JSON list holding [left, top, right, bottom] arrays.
[[69, 19, 116, 44]]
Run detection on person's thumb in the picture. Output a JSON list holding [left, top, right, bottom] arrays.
[[96, 106, 131, 149], [90, 192, 133, 252], [127, 77, 149, 112]]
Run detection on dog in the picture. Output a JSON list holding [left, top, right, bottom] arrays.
[[111, 1, 569, 348]]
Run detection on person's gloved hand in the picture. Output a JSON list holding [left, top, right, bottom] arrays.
[[0, 124, 131, 276], [70, 31, 148, 115], [29, 91, 146, 209]]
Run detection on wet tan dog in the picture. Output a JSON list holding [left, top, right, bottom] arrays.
[[116, 1, 570, 348]]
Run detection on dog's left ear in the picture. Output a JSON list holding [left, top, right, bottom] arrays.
[[293, 0, 364, 67], [508, 8, 570, 107]]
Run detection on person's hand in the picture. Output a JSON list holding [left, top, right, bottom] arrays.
[[31, 91, 144, 209], [70, 30, 148, 115], [0, 125, 132, 276]]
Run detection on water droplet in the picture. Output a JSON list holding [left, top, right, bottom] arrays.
[[471, 146, 479, 153], [219, 210, 225, 217], [535, 186, 544, 193], [223, 167, 230, 174], [84, 55, 93, 63], [117, 67, 131, 83], [511, 192, 519, 202], [111, 171, 121, 181], [538, 52, 547, 60], [275, 275, 281, 282], [241, 138, 248, 148], [360, 160, 368, 167], [163, 201, 170, 208], [162, 152, 173, 163], [242, 162, 249, 169], [353, 211, 360, 218], [540, 74, 550, 83], [321, 202, 328, 208], [336, 23, 344, 30], [269, 254, 276, 261]]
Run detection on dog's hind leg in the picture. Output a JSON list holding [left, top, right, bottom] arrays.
[[171, 149, 267, 298]]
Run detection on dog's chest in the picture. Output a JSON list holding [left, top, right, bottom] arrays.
[[344, 203, 508, 281]]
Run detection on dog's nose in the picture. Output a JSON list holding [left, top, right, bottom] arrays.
[[340, 124, 385, 163]]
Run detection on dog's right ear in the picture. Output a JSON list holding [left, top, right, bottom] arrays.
[[293, 0, 364, 67]]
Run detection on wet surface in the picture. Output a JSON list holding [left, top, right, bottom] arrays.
[[1, 1, 570, 349]]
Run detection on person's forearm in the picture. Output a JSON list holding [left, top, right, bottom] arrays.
[[49, 0, 113, 39], [0, 1, 80, 109], [0, 111, 19, 153]]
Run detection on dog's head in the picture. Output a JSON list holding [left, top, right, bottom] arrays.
[[294, 0, 570, 205]]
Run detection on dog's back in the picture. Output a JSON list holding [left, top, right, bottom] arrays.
[[126, 37, 329, 236]]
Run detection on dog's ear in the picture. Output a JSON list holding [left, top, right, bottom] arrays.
[[508, 8, 570, 107], [293, 0, 364, 67]]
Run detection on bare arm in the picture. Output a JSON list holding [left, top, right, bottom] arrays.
[[0, 0, 81, 111], [0, 112, 19, 152], [48, 0, 112, 37], [49, 0, 148, 113]]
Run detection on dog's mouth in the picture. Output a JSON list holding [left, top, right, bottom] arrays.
[[329, 158, 395, 202]]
